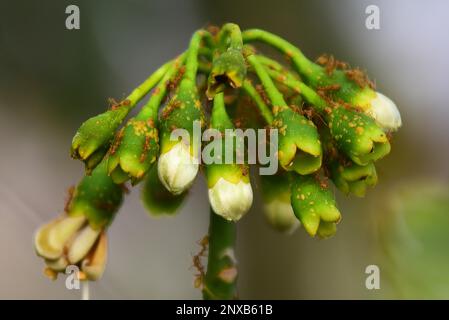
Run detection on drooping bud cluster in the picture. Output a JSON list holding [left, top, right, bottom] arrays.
[[34, 24, 401, 286]]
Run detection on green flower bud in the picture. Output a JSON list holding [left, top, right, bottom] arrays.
[[71, 106, 129, 169], [84, 145, 109, 175], [291, 174, 341, 237], [141, 165, 187, 216], [70, 59, 174, 172], [246, 53, 322, 175], [274, 106, 322, 175], [34, 160, 123, 281], [68, 160, 124, 229], [330, 160, 378, 197], [207, 23, 246, 99], [260, 172, 299, 234], [306, 61, 376, 110], [107, 118, 158, 184], [108, 56, 186, 185], [326, 106, 390, 165], [316, 221, 337, 239], [207, 48, 247, 98]]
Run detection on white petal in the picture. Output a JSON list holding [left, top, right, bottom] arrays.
[[264, 199, 299, 234], [68, 225, 101, 264], [367, 92, 402, 131], [158, 142, 199, 195], [208, 178, 253, 221]]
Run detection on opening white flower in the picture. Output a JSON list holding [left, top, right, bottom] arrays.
[[34, 215, 107, 281], [264, 199, 299, 234], [158, 142, 199, 195], [366, 92, 402, 131], [208, 178, 253, 221]]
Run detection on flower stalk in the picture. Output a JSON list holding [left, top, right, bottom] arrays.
[[203, 208, 238, 300]]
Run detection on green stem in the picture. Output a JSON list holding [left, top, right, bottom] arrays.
[[198, 47, 213, 59], [125, 60, 173, 106], [211, 92, 233, 130], [241, 79, 274, 124], [202, 31, 216, 50], [198, 60, 212, 74], [136, 53, 187, 121], [246, 54, 286, 107], [203, 209, 237, 300], [218, 23, 243, 51], [257, 55, 328, 112], [185, 30, 211, 82], [242, 29, 319, 81]]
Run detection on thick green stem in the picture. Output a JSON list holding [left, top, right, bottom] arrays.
[[199, 47, 213, 59], [198, 60, 212, 74], [242, 79, 274, 124], [257, 55, 328, 112], [185, 30, 210, 82], [246, 54, 286, 107], [242, 29, 319, 82], [125, 60, 173, 106], [211, 92, 233, 130], [203, 209, 237, 300], [218, 23, 243, 51]]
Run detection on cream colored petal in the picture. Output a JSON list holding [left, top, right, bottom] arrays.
[[35, 220, 61, 260], [45, 256, 69, 272], [81, 232, 107, 281], [68, 225, 101, 264], [34, 215, 85, 260]]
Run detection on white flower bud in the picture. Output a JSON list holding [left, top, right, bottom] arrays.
[[158, 142, 199, 195], [263, 199, 299, 234], [208, 178, 253, 221], [366, 92, 402, 131]]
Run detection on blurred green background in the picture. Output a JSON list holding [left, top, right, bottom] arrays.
[[1, 0, 448, 299]]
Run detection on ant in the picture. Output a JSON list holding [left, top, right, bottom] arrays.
[[192, 235, 209, 289]]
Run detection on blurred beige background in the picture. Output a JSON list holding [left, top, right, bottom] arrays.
[[0, 0, 448, 299]]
